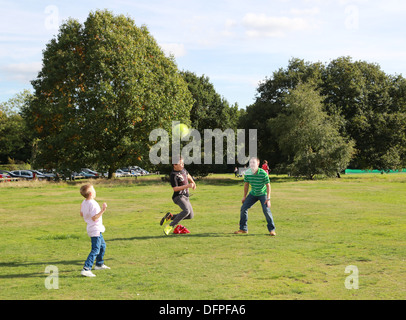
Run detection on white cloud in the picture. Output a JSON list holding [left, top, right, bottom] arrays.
[[160, 43, 187, 58], [242, 13, 314, 38], [0, 62, 42, 83]]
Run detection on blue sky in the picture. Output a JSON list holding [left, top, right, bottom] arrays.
[[1, 0, 406, 109]]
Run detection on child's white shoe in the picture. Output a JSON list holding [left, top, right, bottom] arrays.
[[81, 269, 96, 277], [94, 264, 110, 270]]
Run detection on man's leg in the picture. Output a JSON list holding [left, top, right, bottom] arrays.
[[258, 195, 276, 233], [239, 194, 258, 232]]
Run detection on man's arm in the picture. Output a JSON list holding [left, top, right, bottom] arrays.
[[265, 183, 271, 208], [242, 182, 249, 203]]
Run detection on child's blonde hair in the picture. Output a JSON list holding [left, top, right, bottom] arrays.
[[80, 184, 93, 198]]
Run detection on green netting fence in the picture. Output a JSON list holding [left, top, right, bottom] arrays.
[[345, 169, 406, 174]]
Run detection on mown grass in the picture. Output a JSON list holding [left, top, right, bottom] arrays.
[[0, 173, 405, 300]]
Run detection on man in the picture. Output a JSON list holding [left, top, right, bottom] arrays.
[[160, 157, 196, 235], [235, 157, 276, 236]]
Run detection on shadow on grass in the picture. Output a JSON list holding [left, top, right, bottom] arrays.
[[109, 232, 264, 242], [0, 260, 84, 268], [0, 260, 84, 279]]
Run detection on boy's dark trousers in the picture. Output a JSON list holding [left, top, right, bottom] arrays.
[[170, 195, 194, 227]]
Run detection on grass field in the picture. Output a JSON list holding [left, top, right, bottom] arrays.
[[0, 173, 405, 300]]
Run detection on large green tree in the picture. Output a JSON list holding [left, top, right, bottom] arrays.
[[177, 71, 242, 176], [321, 57, 406, 170], [0, 90, 33, 164], [24, 10, 193, 177], [269, 83, 355, 179], [244, 57, 406, 172], [240, 58, 324, 170], [181, 71, 241, 132]]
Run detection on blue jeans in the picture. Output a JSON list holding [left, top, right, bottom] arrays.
[[83, 233, 106, 270], [240, 194, 275, 232]]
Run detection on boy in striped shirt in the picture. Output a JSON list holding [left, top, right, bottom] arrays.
[[235, 157, 276, 236]]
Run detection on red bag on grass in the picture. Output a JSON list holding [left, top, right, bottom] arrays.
[[173, 225, 190, 234]]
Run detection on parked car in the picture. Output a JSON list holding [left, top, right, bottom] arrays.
[[116, 169, 131, 177], [129, 166, 150, 176], [10, 170, 48, 180], [0, 170, 12, 181], [102, 169, 134, 178], [119, 167, 132, 176], [30, 170, 54, 181], [81, 168, 101, 178], [71, 172, 85, 180], [36, 169, 57, 179], [79, 171, 98, 179]]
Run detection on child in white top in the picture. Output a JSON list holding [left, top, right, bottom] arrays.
[[79, 184, 110, 277]]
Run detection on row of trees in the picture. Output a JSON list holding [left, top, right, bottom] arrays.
[[1, 10, 405, 179], [0, 90, 33, 165], [240, 57, 406, 178]]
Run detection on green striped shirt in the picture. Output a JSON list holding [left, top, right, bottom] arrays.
[[244, 168, 270, 196]]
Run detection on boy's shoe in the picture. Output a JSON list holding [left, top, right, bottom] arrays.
[[163, 224, 173, 235], [269, 231, 276, 236], [174, 225, 190, 234], [95, 264, 111, 270], [81, 269, 96, 277], [233, 230, 248, 234], [160, 212, 173, 226]]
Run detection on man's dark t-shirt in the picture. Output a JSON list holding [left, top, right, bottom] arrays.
[[170, 168, 189, 199]]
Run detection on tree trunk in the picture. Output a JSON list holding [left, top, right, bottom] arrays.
[[108, 167, 116, 179]]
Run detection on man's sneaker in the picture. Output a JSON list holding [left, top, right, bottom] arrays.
[[233, 230, 248, 234], [81, 269, 96, 277], [160, 212, 173, 226], [269, 231, 276, 237], [163, 224, 173, 235], [95, 264, 111, 270]]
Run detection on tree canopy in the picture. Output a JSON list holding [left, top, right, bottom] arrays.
[[269, 83, 355, 179], [242, 57, 406, 175], [0, 90, 33, 165], [23, 10, 193, 177], [4, 16, 405, 180]]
